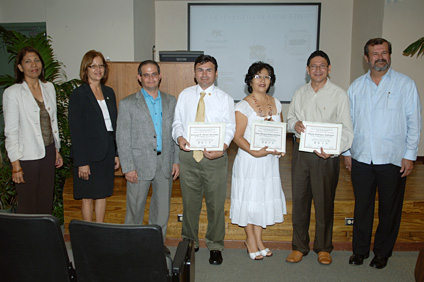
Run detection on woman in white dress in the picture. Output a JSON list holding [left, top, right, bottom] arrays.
[[230, 62, 287, 260]]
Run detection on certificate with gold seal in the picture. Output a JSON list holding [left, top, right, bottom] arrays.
[[299, 121, 342, 155], [187, 122, 225, 151], [250, 121, 287, 153]]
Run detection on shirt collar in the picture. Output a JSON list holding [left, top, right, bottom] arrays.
[[366, 67, 393, 82], [196, 84, 214, 95], [307, 78, 331, 93], [141, 88, 161, 101]]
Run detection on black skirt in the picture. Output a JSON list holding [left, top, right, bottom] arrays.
[[73, 133, 115, 200]]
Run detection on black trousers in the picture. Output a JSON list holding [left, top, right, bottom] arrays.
[[15, 143, 56, 214], [351, 159, 406, 258]]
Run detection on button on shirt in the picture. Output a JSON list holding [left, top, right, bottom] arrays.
[[142, 88, 162, 152], [344, 68, 422, 167], [172, 85, 235, 147]]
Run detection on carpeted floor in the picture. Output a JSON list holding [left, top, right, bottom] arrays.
[[183, 248, 417, 282], [65, 243, 417, 281]]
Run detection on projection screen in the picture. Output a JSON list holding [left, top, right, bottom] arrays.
[[188, 3, 321, 102]]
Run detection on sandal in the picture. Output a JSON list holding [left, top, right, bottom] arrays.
[[259, 248, 273, 257], [249, 251, 264, 260], [244, 241, 263, 260]]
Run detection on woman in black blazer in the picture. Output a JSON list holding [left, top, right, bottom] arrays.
[[68, 50, 119, 222]]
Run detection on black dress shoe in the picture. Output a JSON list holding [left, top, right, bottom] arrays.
[[194, 247, 199, 252], [369, 255, 388, 269], [209, 250, 223, 265], [349, 253, 369, 265]]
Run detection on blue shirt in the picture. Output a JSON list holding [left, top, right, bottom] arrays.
[[142, 88, 162, 152], [345, 68, 421, 167]]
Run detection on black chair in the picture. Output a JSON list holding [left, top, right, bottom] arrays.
[[69, 220, 194, 282], [0, 213, 76, 282]]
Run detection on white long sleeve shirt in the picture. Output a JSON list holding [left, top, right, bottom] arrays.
[[172, 84, 235, 147]]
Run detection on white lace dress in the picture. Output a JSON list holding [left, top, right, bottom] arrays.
[[230, 99, 287, 228]]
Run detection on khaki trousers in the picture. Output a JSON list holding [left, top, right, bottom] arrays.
[[179, 150, 228, 251]]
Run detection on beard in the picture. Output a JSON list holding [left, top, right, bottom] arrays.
[[369, 59, 391, 72]]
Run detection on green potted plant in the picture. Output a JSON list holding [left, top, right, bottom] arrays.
[[0, 151, 16, 213], [403, 37, 424, 58], [0, 26, 80, 221]]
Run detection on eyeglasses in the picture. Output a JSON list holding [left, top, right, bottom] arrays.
[[141, 72, 159, 79], [253, 75, 271, 80], [88, 64, 105, 70], [309, 64, 328, 71]]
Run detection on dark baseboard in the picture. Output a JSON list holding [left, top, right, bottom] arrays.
[[164, 238, 424, 252]]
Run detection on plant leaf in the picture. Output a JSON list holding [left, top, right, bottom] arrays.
[[403, 37, 424, 58]]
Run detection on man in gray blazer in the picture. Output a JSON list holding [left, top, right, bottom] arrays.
[[116, 60, 179, 240]]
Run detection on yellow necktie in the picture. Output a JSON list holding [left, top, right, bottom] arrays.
[[193, 92, 206, 162]]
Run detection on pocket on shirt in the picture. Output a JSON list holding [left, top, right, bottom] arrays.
[[387, 93, 400, 110]]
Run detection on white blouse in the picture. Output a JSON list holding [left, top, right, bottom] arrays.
[[97, 100, 113, 131]]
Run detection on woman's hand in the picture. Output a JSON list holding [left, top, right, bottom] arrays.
[[55, 150, 63, 168], [78, 165, 91, 180], [11, 160, 25, 184], [114, 157, 120, 170], [252, 147, 285, 158]]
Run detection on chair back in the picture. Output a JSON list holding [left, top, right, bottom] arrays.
[[0, 213, 75, 282], [70, 220, 170, 282]]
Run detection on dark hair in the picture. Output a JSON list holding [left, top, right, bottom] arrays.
[[307, 50, 331, 66], [79, 50, 109, 84], [194, 55, 218, 71], [138, 60, 160, 75], [14, 46, 46, 83], [364, 38, 392, 57], [244, 61, 276, 93]]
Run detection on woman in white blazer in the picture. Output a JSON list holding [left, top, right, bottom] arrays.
[[3, 46, 63, 214]]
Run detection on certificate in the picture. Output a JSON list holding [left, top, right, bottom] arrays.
[[250, 121, 287, 153], [187, 122, 225, 151], [299, 121, 342, 155]]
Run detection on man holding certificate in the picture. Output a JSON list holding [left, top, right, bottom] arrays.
[[172, 55, 236, 265], [345, 38, 421, 269], [286, 51, 353, 265]]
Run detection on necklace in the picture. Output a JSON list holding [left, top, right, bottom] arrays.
[[252, 94, 273, 117]]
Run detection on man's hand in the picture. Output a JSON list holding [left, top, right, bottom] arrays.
[[172, 163, 180, 180], [344, 156, 352, 171], [295, 121, 305, 135], [125, 170, 138, 183], [203, 144, 228, 160], [314, 147, 332, 159], [203, 149, 224, 160], [400, 158, 414, 178], [177, 136, 191, 151]]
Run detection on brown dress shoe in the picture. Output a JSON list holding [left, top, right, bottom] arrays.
[[318, 252, 332, 265], [286, 250, 304, 263]]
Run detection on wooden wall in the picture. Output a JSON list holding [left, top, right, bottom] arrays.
[[105, 61, 195, 105]]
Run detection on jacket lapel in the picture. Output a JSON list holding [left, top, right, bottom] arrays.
[[83, 83, 105, 128], [136, 89, 156, 132]]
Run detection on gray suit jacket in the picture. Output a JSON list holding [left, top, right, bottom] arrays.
[[116, 89, 178, 180]]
